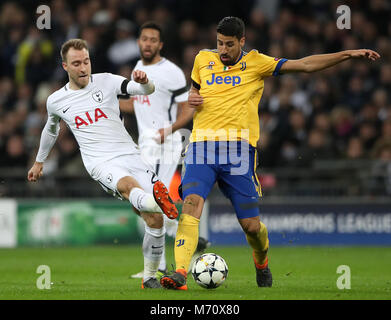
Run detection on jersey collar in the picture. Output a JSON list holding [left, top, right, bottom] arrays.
[[234, 50, 244, 65]]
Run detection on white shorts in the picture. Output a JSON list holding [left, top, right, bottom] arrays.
[[139, 131, 182, 188], [146, 156, 180, 190], [90, 154, 156, 200]]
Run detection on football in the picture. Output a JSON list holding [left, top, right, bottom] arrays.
[[191, 253, 228, 289]]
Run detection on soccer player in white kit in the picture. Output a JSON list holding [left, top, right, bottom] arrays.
[[120, 22, 210, 278], [133, 24, 192, 187], [27, 39, 179, 289]]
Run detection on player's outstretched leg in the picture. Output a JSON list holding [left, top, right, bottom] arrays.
[[123, 175, 177, 220], [153, 180, 178, 219]]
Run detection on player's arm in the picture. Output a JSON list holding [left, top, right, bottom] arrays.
[[125, 70, 155, 95], [27, 112, 61, 182], [189, 53, 203, 108], [119, 98, 134, 114], [156, 102, 194, 143], [188, 82, 203, 108], [172, 102, 194, 132], [280, 49, 380, 73]]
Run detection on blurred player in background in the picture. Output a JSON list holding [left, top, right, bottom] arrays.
[[27, 38, 179, 289], [119, 22, 210, 279], [160, 16, 380, 290]]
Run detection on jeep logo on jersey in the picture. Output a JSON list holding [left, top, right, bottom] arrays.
[[92, 90, 103, 103], [206, 73, 241, 86], [74, 107, 108, 129]]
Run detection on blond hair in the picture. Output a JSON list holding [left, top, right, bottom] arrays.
[[60, 38, 88, 61]]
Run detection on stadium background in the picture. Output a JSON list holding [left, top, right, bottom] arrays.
[[0, 0, 390, 300]]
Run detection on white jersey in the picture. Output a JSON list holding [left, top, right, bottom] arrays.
[[38, 73, 141, 173], [131, 58, 188, 185], [132, 58, 188, 138]]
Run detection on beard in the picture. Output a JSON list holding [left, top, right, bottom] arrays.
[[220, 55, 236, 66], [71, 74, 89, 89], [141, 49, 158, 63]]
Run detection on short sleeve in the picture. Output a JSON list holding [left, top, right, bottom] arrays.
[[256, 52, 287, 77], [105, 73, 128, 95], [191, 53, 201, 88], [170, 68, 188, 103]]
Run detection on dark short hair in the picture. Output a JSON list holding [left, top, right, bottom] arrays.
[[216, 16, 245, 40], [139, 21, 163, 41], [60, 38, 88, 61]]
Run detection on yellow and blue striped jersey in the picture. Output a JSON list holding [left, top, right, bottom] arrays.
[[190, 49, 287, 147]]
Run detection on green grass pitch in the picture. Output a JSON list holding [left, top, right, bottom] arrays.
[[0, 245, 390, 300]]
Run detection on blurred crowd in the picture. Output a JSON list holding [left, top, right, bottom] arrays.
[[0, 0, 391, 193]]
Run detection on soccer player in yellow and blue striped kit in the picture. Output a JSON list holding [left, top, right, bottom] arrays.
[[160, 16, 380, 290]]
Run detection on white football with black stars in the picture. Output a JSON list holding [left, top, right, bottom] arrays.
[[191, 253, 228, 289]]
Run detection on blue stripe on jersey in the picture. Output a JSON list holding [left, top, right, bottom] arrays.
[[273, 58, 288, 76], [234, 51, 244, 64]]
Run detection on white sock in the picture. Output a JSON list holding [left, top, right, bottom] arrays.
[[163, 214, 179, 238], [158, 246, 167, 271], [143, 225, 165, 281], [129, 187, 162, 213], [157, 215, 178, 271]]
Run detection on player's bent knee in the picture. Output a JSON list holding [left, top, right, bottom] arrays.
[[183, 194, 204, 219], [117, 176, 142, 200], [240, 218, 261, 235], [244, 225, 260, 236]]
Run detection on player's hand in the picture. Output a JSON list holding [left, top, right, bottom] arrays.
[[132, 70, 149, 84], [154, 127, 171, 144], [27, 162, 43, 182], [188, 92, 203, 107], [349, 49, 380, 61]]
